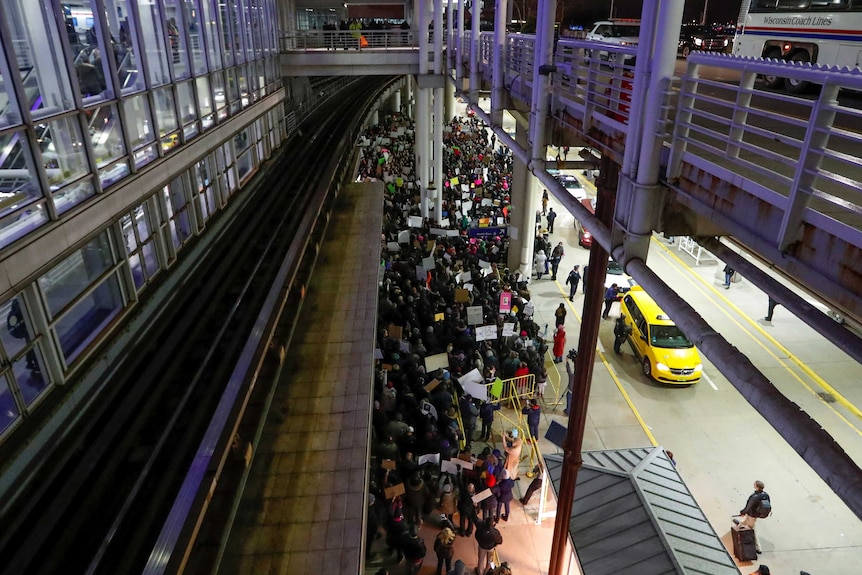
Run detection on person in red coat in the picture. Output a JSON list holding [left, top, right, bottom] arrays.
[[553, 325, 566, 363]]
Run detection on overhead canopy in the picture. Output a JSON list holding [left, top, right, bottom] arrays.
[[545, 447, 738, 574]]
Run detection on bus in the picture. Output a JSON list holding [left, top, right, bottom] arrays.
[[733, 0, 862, 92]]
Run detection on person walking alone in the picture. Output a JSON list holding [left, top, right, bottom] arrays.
[[565, 265, 581, 301], [547, 207, 557, 233], [764, 295, 780, 322], [734, 480, 771, 554], [550, 241, 564, 279], [553, 325, 566, 363], [724, 264, 735, 289]]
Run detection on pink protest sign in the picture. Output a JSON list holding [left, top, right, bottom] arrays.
[[499, 291, 512, 313]]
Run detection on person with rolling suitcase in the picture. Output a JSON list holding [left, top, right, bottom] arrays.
[[733, 479, 771, 557]]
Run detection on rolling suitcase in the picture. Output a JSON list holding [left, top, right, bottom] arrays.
[[731, 524, 758, 561]]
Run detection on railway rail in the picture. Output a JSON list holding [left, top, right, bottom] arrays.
[[0, 76, 394, 575]]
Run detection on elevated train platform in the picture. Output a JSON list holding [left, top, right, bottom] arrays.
[[218, 181, 384, 574]]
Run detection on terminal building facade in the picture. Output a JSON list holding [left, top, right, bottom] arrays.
[[0, 0, 285, 443]]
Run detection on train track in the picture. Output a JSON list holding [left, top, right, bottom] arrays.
[[0, 76, 392, 575]]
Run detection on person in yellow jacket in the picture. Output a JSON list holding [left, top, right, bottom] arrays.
[[349, 19, 362, 48]]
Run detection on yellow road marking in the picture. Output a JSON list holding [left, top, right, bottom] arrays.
[[651, 237, 862, 436], [550, 277, 658, 445]]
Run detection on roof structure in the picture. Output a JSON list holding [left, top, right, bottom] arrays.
[[545, 447, 739, 575]]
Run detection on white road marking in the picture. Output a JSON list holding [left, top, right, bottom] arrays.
[[703, 371, 718, 390]]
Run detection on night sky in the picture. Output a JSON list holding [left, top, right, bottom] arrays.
[[610, 0, 745, 25]]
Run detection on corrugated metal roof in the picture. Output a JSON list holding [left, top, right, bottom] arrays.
[[546, 447, 739, 575]]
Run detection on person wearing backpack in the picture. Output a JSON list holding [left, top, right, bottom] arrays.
[[475, 517, 503, 574], [735, 479, 771, 554]]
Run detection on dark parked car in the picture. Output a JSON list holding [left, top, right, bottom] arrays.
[[678, 25, 729, 58]]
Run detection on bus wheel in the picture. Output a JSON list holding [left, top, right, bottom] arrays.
[[786, 52, 811, 94], [762, 49, 784, 89]]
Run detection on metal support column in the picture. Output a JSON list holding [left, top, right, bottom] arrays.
[[433, 0, 445, 222], [416, 0, 431, 219], [456, 0, 466, 89], [469, 0, 482, 103], [615, 0, 684, 265], [491, 0, 508, 126], [447, 0, 455, 73], [530, 0, 556, 164], [547, 158, 618, 575], [509, 119, 537, 279]]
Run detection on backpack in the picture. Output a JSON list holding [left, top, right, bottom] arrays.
[[755, 495, 772, 518]]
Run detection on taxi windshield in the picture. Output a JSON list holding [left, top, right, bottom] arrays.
[[649, 324, 693, 348]]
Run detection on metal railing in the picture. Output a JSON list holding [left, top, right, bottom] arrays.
[[280, 29, 417, 51]]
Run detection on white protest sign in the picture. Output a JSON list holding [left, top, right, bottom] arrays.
[[502, 323, 515, 337], [467, 306, 483, 325], [425, 353, 449, 373], [475, 325, 497, 342], [408, 216, 423, 228], [459, 368, 487, 400]]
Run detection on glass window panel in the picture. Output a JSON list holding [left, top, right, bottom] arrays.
[[54, 273, 123, 363], [88, 103, 126, 167], [183, 123, 199, 140], [141, 240, 158, 278], [121, 213, 139, 253], [0, 375, 20, 435], [163, 1, 190, 80], [154, 87, 178, 136], [39, 231, 115, 319], [231, 0, 246, 64], [218, 0, 235, 67], [238, 65, 250, 108], [66, 0, 114, 102], [212, 71, 228, 120], [13, 349, 49, 406], [182, 0, 207, 75], [5, 0, 75, 119], [134, 0, 171, 86], [102, 0, 147, 93], [0, 42, 22, 128], [97, 160, 130, 188], [177, 81, 196, 125], [0, 130, 40, 217], [2, 296, 33, 358], [53, 179, 96, 214], [129, 251, 145, 289], [133, 144, 157, 168], [196, 76, 214, 129], [200, 0, 222, 70], [40, 116, 88, 190], [122, 94, 155, 149], [240, 0, 254, 63], [0, 202, 49, 249], [134, 204, 153, 240], [237, 148, 253, 181]]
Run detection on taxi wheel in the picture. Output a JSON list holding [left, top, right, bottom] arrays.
[[642, 357, 652, 379]]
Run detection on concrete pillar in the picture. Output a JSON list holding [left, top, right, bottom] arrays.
[[416, 87, 430, 218], [508, 119, 537, 278], [447, 0, 455, 73], [530, 0, 556, 157], [456, 0, 466, 89], [434, 87, 444, 222], [491, 0, 508, 127], [392, 89, 402, 113], [372, 109, 379, 125], [469, 0, 482, 103], [616, 0, 684, 264], [444, 78, 457, 121]]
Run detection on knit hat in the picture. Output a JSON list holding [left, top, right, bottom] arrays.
[[442, 483, 453, 493], [511, 429, 519, 438]]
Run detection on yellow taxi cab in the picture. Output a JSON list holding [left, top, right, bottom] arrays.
[[620, 286, 702, 385]]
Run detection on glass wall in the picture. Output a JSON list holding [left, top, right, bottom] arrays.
[[0, 0, 285, 443], [0, 0, 282, 251]]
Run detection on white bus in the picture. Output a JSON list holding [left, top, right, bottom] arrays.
[[733, 0, 862, 92]]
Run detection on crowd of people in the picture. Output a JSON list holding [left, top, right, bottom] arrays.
[[364, 111, 560, 574]]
